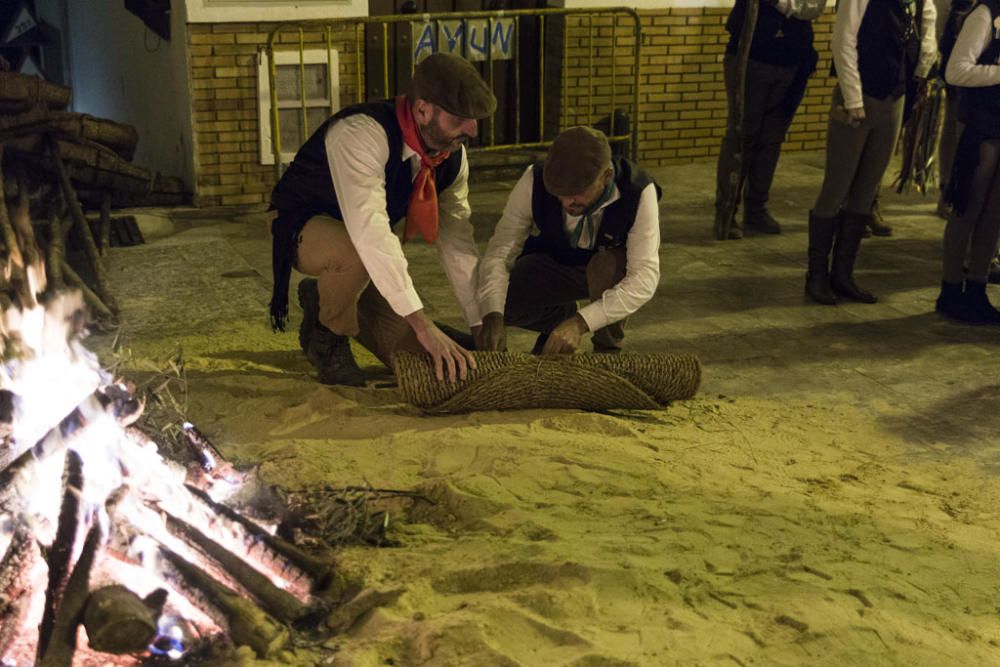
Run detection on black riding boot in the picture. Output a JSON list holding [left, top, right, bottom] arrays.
[[805, 211, 837, 305], [831, 211, 877, 304]]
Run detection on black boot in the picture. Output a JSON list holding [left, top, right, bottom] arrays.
[[307, 326, 366, 386], [830, 211, 877, 304], [297, 278, 320, 352], [805, 211, 837, 305], [963, 280, 1000, 324], [744, 208, 782, 234], [935, 280, 980, 323]]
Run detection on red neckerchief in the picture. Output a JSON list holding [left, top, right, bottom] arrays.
[[395, 96, 451, 244]]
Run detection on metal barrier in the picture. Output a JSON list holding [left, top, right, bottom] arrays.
[[263, 7, 642, 179]]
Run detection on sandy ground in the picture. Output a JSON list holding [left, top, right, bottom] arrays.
[[95, 151, 1000, 666]]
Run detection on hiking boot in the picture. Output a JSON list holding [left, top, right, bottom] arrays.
[[744, 209, 782, 234], [297, 278, 320, 352], [306, 326, 366, 386], [805, 211, 837, 305]]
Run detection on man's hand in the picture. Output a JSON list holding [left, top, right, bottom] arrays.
[[541, 313, 588, 355], [405, 310, 477, 382], [476, 312, 507, 352], [845, 106, 865, 128]]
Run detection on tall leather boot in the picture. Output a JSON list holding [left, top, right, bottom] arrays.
[[831, 211, 877, 304], [307, 325, 366, 386], [805, 211, 837, 305]]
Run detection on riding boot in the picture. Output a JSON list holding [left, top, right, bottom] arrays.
[[830, 211, 877, 304], [805, 211, 837, 305]]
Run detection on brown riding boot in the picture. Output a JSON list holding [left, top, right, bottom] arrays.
[[805, 211, 837, 305], [831, 211, 877, 304]]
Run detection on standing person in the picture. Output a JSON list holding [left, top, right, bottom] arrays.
[[267, 53, 497, 385], [477, 127, 661, 355], [935, 0, 1000, 323], [714, 0, 827, 240], [805, 0, 937, 305]]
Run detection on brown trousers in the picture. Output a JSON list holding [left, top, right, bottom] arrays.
[[504, 247, 628, 350], [294, 214, 422, 366]]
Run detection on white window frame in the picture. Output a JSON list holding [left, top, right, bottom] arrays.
[[257, 48, 340, 166]]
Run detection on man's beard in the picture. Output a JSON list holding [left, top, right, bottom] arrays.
[[419, 116, 469, 152]]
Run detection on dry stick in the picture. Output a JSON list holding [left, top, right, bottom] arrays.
[[99, 190, 111, 256], [0, 525, 38, 658], [36, 450, 85, 662], [61, 260, 114, 321], [162, 510, 309, 624], [0, 150, 27, 294], [37, 523, 103, 667], [158, 546, 290, 659], [185, 484, 334, 590], [47, 137, 118, 313], [46, 207, 64, 289], [12, 168, 39, 274]]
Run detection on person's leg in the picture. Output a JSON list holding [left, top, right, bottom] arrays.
[[585, 247, 628, 351], [956, 140, 1000, 323], [743, 62, 798, 233], [831, 95, 905, 304], [504, 252, 589, 350], [353, 282, 424, 367], [294, 215, 368, 385]]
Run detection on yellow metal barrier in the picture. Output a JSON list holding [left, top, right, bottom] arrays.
[[264, 7, 642, 179]]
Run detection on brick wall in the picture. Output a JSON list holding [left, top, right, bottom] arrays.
[[561, 8, 836, 166], [187, 22, 364, 206]]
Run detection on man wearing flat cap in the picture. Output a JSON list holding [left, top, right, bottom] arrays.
[[477, 127, 662, 355], [267, 53, 497, 386]]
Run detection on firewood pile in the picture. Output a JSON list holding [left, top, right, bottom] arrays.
[[0, 155, 401, 665], [0, 71, 188, 324]]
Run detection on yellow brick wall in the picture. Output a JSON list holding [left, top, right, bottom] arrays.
[[561, 8, 836, 165], [187, 22, 364, 207]]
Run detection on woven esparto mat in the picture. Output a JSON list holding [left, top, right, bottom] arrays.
[[392, 351, 701, 413]]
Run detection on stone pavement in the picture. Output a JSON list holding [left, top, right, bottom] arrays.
[[107, 150, 1000, 469]]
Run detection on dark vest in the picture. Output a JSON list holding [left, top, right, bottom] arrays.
[[726, 0, 816, 68], [523, 157, 662, 267], [855, 0, 923, 100], [957, 0, 1000, 136], [269, 99, 463, 225]]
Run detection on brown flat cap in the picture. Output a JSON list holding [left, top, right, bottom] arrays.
[[543, 126, 613, 196], [408, 53, 497, 120]]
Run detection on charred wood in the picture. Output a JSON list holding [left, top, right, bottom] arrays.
[[82, 585, 165, 654], [163, 511, 309, 624], [158, 546, 289, 659], [37, 449, 85, 660]]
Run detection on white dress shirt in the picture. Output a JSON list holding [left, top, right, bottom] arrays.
[[945, 5, 1000, 88], [775, 0, 828, 21], [478, 165, 661, 333], [324, 113, 482, 327], [832, 0, 938, 109]]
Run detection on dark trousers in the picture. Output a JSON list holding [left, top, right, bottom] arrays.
[[942, 139, 1000, 284], [504, 248, 627, 350], [714, 55, 798, 222]]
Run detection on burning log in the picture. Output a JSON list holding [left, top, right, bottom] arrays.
[[0, 525, 38, 658], [159, 546, 289, 659], [37, 523, 102, 667], [185, 484, 336, 593], [162, 511, 309, 624], [82, 585, 165, 654]]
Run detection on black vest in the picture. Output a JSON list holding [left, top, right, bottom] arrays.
[[846, 0, 924, 100], [958, 0, 1000, 136], [269, 99, 463, 225], [523, 157, 661, 267], [726, 0, 816, 67]]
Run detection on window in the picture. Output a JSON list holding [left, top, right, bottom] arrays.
[[257, 48, 340, 165]]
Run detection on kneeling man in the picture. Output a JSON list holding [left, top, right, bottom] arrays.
[[477, 127, 662, 355]]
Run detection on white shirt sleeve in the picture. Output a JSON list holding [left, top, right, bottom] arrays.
[[577, 183, 662, 332], [434, 146, 483, 327], [776, 0, 827, 21], [916, 0, 939, 78], [325, 114, 423, 317], [946, 5, 1000, 87], [477, 166, 536, 317], [833, 0, 869, 110]]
